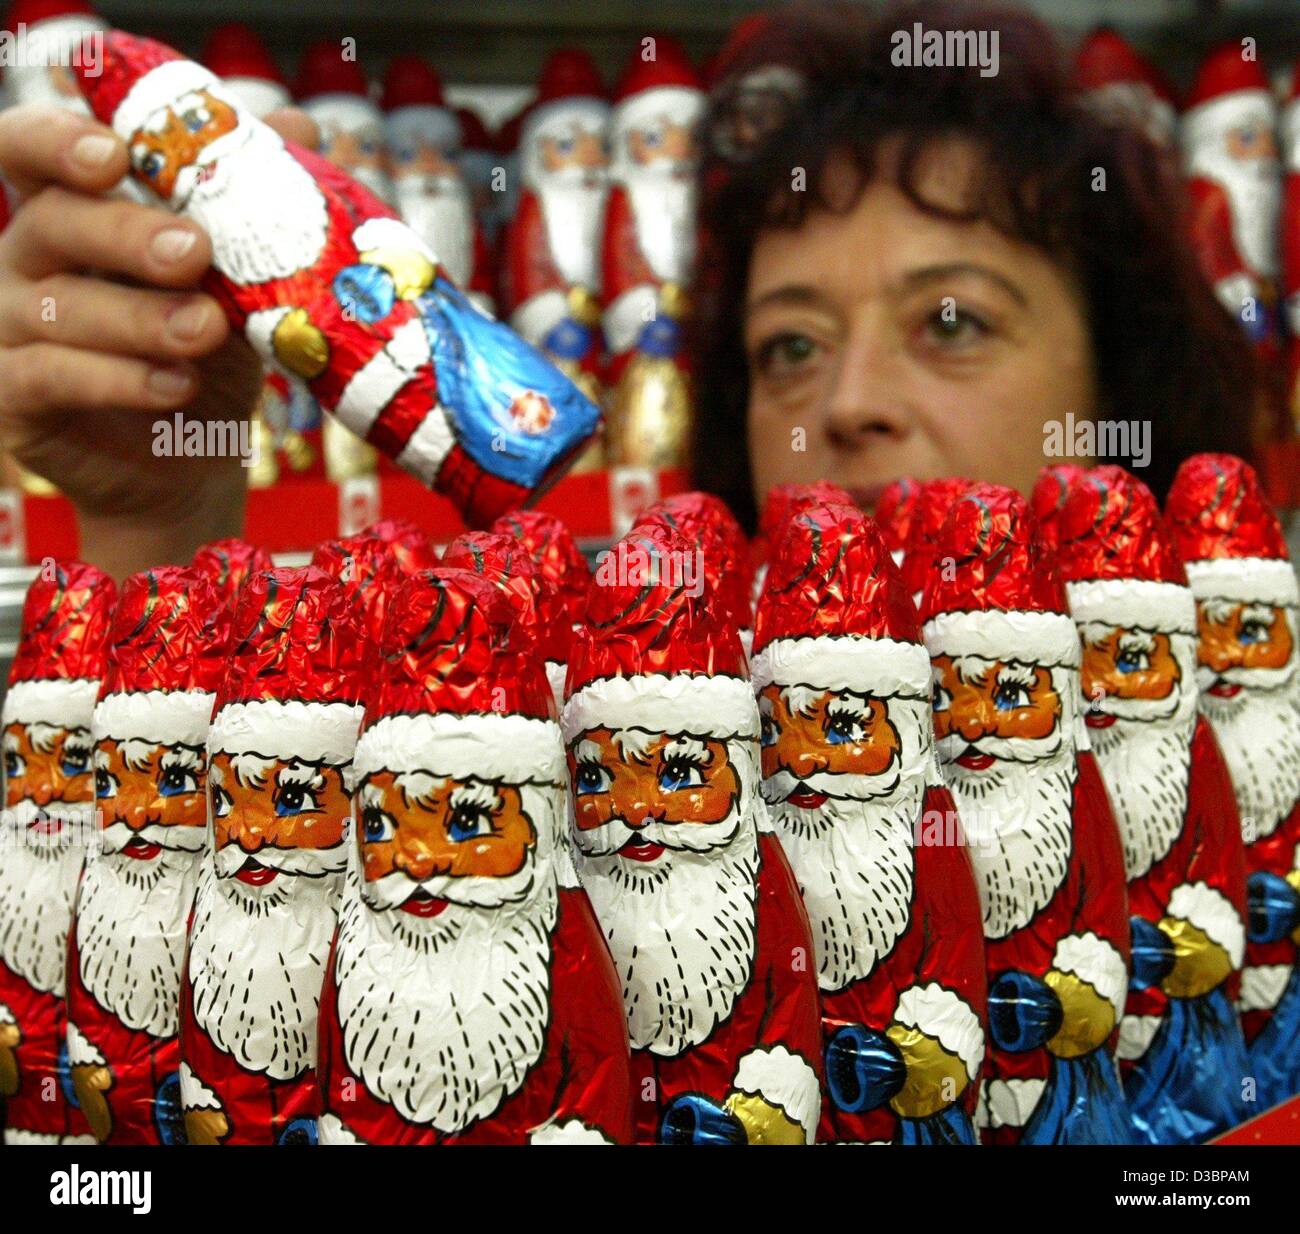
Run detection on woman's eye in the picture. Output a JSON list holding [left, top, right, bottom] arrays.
[[96, 770, 117, 799], [755, 332, 819, 377], [447, 805, 492, 843], [825, 713, 864, 745], [922, 307, 990, 349], [360, 805, 395, 844], [993, 682, 1029, 711], [659, 757, 704, 791], [274, 782, 317, 817], [213, 788, 232, 819], [573, 762, 609, 795], [159, 767, 198, 797]]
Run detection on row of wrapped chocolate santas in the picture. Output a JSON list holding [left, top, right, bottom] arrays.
[[2, 452, 1297, 1145]]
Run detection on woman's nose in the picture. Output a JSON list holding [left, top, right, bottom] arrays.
[[822, 326, 912, 451]]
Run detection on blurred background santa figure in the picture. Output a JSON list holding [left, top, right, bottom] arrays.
[[1072, 26, 1177, 150], [1283, 59, 1299, 429], [601, 36, 704, 469], [503, 47, 609, 469], [382, 55, 494, 316]]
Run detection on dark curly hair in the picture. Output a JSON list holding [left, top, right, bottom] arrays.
[[692, 0, 1263, 531]]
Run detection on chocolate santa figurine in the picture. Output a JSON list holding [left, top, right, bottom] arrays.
[[1072, 27, 1178, 149], [1041, 466, 1250, 1144], [74, 32, 601, 528], [1181, 43, 1282, 370], [600, 38, 704, 468], [179, 566, 365, 1144], [919, 484, 1134, 1144], [753, 501, 987, 1143], [191, 536, 272, 608], [563, 520, 822, 1143], [0, 560, 116, 1143], [1166, 453, 1300, 1109], [382, 55, 494, 316], [316, 566, 633, 1143], [66, 566, 229, 1144], [873, 477, 920, 568], [502, 48, 610, 447]]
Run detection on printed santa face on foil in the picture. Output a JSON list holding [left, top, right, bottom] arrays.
[[93, 736, 209, 858], [129, 87, 243, 203], [4, 720, 94, 831]]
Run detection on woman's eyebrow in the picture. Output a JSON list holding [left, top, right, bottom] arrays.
[[900, 262, 1029, 307], [744, 284, 834, 317]]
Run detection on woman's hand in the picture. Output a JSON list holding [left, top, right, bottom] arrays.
[[0, 103, 316, 578]]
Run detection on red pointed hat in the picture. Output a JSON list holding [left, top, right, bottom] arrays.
[[3, 560, 116, 728], [192, 538, 273, 608], [1166, 452, 1297, 607], [901, 476, 975, 597], [1049, 466, 1195, 636], [353, 566, 563, 784], [381, 54, 444, 111], [919, 483, 1080, 667], [491, 508, 591, 628], [74, 31, 224, 142], [538, 48, 604, 103], [93, 566, 229, 747], [202, 22, 282, 84], [312, 524, 437, 648], [1072, 28, 1174, 103], [756, 480, 853, 559], [1185, 42, 1272, 111], [751, 502, 928, 699], [441, 530, 570, 665], [614, 35, 701, 102], [296, 39, 369, 101], [635, 490, 754, 630], [207, 566, 366, 764], [1030, 463, 1090, 553], [563, 522, 756, 743], [4, 0, 101, 41], [874, 477, 921, 556]]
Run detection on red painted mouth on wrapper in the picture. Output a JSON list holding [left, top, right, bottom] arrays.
[[786, 787, 828, 810], [123, 837, 162, 860], [1208, 680, 1242, 699], [956, 749, 995, 770], [1085, 712, 1117, 729], [27, 813, 65, 836], [401, 888, 450, 918], [619, 834, 666, 863], [235, 857, 278, 886]]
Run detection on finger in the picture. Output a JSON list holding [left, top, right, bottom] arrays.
[[0, 104, 129, 201], [5, 187, 212, 285], [265, 107, 320, 152], [0, 342, 196, 416], [0, 275, 229, 359]]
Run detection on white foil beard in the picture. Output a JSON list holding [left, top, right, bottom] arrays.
[[575, 803, 760, 1056], [766, 777, 921, 993], [394, 172, 474, 287], [1200, 675, 1300, 841], [0, 798, 89, 994], [74, 826, 201, 1037], [186, 125, 331, 285], [942, 747, 1076, 941], [624, 171, 696, 285], [1189, 147, 1281, 277], [538, 177, 607, 290], [334, 863, 556, 1133], [187, 856, 341, 1081]]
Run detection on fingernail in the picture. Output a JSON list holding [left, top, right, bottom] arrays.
[[148, 367, 193, 399], [151, 228, 198, 264], [167, 301, 210, 341], [69, 133, 117, 168]]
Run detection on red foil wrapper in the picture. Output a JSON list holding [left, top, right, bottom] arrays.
[[317, 567, 634, 1142], [900, 476, 975, 600], [68, 566, 228, 1144], [1, 560, 117, 1144], [564, 524, 823, 1143], [76, 33, 600, 528], [920, 485, 1134, 1144], [873, 476, 921, 558], [1166, 453, 1300, 1108], [1048, 467, 1250, 1144], [752, 503, 988, 1143], [179, 567, 365, 1144], [754, 480, 854, 566], [491, 508, 592, 629], [191, 538, 273, 609]]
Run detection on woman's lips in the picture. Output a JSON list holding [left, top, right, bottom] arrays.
[[1085, 713, 1117, 729], [235, 857, 278, 886], [786, 788, 828, 810], [619, 834, 666, 863], [401, 889, 449, 918], [123, 837, 162, 860], [956, 750, 995, 770], [1208, 681, 1242, 699]]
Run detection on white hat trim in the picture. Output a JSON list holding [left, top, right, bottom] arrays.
[[893, 982, 984, 1080], [562, 672, 758, 743], [355, 710, 565, 785], [1051, 931, 1127, 1020], [1065, 578, 1196, 634], [1166, 880, 1245, 967], [1183, 557, 1299, 606], [730, 1045, 821, 1143], [612, 85, 703, 140], [208, 698, 362, 765], [112, 58, 227, 141], [751, 634, 930, 698], [522, 96, 609, 153], [922, 609, 1081, 667], [2, 678, 100, 727], [303, 93, 382, 128], [1182, 89, 1275, 156], [93, 689, 216, 748]]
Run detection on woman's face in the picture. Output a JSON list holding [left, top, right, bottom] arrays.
[[744, 141, 1097, 508]]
